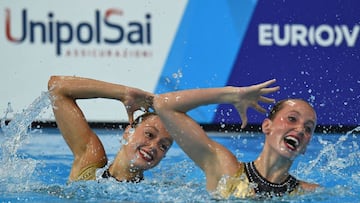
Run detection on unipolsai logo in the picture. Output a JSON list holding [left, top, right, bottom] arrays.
[[5, 8, 153, 58]]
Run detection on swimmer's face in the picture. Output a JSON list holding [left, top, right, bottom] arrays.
[[123, 115, 173, 171], [262, 99, 317, 159]]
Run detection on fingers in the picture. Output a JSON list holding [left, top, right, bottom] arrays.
[[254, 79, 279, 94], [145, 95, 154, 107], [240, 111, 248, 129], [253, 103, 267, 114], [259, 96, 276, 104], [127, 111, 134, 124], [238, 79, 278, 129], [256, 79, 276, 88], [261, 86, 280, 95]]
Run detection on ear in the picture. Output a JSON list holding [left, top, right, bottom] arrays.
[[262, 118, 272, 135]]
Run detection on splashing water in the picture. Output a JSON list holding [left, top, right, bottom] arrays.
[[295, 127, 360, 190], [0, 91, 359, 202], [0, 91, 51, 189]]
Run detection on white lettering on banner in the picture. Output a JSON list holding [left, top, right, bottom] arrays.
[[258, 24, 360, 47]]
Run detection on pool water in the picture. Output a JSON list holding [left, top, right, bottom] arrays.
[[1, 93, 359, 202], [1, 128, 359, 202]]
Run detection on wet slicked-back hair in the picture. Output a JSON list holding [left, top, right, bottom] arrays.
[[267, 98, 315, 120]]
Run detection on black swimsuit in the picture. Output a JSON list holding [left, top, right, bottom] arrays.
[[101, 168, 144, 183], [101, 169, 113, 179], [244, 161, 299, 197]]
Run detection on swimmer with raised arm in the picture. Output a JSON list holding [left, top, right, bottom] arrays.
[[48, 76, 173, 183], [152, 79, 319, 198]]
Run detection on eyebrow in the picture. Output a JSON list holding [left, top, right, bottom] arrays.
[[145, 125, 172, 142], [289, 110, 316, 127], [162, 138, 173, 144], [305, 121, 315, 128], [144, 125, 160, 133]]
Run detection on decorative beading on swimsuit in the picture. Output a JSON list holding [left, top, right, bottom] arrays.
[[244, 161, 299, 197], [101, 168, 144, 183], [215, 162, 300, 199]]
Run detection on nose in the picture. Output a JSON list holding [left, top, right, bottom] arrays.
[[148, 142, 158, 154], [295, 126, 305, 135]]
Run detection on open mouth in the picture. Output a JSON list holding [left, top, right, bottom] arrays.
[[139, 149, 154, 162], [283, 136, 300, 151]]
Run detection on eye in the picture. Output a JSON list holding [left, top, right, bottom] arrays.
[[288, 116, 297, 122], [145, 131, 154, 138], [159, 143, 170, 152], [305, 126, 313, 133]]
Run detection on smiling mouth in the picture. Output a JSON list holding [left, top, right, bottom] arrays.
[[139, 149, 153, 162], [284, 136, 300, 151]]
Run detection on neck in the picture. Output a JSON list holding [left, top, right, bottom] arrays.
[[255, 144, 293, 183], [109, 150, 144, 182]]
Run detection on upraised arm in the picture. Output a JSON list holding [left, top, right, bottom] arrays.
[[154, 79, 278, 128], [152, 79, 279, 190], [48, 75, 154, 123], [47, 75, 154, 180]]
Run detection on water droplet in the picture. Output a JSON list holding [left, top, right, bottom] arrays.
[[129, 127, 135, 134]]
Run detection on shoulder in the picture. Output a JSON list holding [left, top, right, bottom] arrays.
[[288, 180, 320, 196], [298, 180, 320, 192]]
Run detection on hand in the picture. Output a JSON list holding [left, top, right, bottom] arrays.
[[233, 79, 280, 128], [122, 87, 154, 123]]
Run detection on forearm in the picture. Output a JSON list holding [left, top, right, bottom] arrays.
[[153, 87, 236, 113], [48, 75, 129, 101], [153, 86, 242, 185]]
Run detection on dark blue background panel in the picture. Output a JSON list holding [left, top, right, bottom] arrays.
[[215, 0, 360, 126]]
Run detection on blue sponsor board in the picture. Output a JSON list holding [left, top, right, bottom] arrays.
[[158, 0, 359, 127], [215, 0, 360, 126]]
